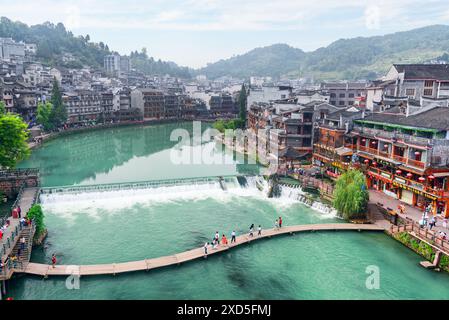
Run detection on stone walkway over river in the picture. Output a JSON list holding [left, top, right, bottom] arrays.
[[23, 223, 384, 278]]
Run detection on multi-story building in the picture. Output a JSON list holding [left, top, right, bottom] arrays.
[[209, 93, 236, 117], [64, 90, 102, 124], [366, 64, 449, 110], [104, 54, 120, 75], [348, 105, 449, 217], [312, 107, 364, 179], [321, 81, 367, 107]]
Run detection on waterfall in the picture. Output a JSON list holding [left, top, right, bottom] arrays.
[[277, 184, 337, 217], [39, 175, 337, 218]]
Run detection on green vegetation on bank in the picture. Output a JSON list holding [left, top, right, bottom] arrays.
[[213, 84, 247, 133], [0, 101, 30, 168], [393, 232, 449, 271], [27, 204, 45, 239], [333, 169, 369, 220], [0, 17, 191, 77], [37, 79, 68, 131]]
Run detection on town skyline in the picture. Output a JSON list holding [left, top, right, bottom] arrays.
[[2, 0, 449, 68]]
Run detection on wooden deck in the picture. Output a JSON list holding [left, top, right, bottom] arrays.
[[23, 223, 384, 277]]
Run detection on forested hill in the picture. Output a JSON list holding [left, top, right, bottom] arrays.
[[0, 17, 191, 78], [198, 25, 449, 80]]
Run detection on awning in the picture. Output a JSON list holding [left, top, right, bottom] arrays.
[[433, 172, 449, 178], [335, 147, 353, 156]]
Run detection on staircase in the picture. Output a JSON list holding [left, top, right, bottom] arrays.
[[9, 223, 36, 272]]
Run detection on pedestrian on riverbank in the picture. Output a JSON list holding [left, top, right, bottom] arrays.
[[258, 225, 262, 236], [429, 216, 436, 230], [51, 254, 57, 268], [275, 219, 279, 230], [249, 224, 254, 237], [231, 230, 236, 243], [17, 206, 22, 218], [279, 217, 283, 228]]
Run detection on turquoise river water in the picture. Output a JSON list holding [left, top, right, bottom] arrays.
[[8, 122, 449, 299]]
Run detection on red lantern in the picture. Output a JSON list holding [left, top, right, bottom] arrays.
[[396, 170, 402, 174], [406, 173, 413, 178], [384, 145, 388, 149], [372, 161, 377, 166], [361, 138, 366, 142], [371, 141, 377, 145], [414, 151, 421, 156], [364, 159, 369, 163], [428, 175, 435, 180], [418, 177, 425, 182]]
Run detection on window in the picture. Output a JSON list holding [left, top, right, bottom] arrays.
[[348, 101, 354, 105], [424, 80, 434, 87], [339, 93, 345, 98], [406, 89, 415, 96], [424, 89, 433, 96], [330, 93, 336, 98], [348, 93, 354, 98], [339, 101, 345, 106]]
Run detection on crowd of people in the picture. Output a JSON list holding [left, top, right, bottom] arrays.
[[203, 216, 283, 256]]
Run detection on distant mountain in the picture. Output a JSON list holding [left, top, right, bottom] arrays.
[[0, 17, 191, 78], [198, 25, 449, 80]]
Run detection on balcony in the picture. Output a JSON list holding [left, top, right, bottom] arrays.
[[357, 145, 425, 169]]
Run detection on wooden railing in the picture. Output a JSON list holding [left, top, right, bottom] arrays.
[[357, 145, 425, 169], [391, 220, 449, 255]]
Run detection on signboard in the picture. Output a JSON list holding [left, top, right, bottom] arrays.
[[392, 181, 438, 200]]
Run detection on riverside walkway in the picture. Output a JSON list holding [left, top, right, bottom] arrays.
[[24, 223, 384, 278]]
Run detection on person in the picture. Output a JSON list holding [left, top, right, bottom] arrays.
[[279, 217, 283, 228], [214, 231, 220, 245], [12, 208, 18, 219], [10, 255, 17, 268], [439, 231, 447, 240], [222, 234, 228, 246], [51, 254, 57, 268], [249, 224, 254, 237], [204, 242, 209, 256], [20, 237, 25, 252], [274, 219, 279, 230], [17, 206, 21, 218], [212, 238, 218, 250], [231, 230, 236, 243], [258, 225, 262, 236], [429, 216, 436, 230]]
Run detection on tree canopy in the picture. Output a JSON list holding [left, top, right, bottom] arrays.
[[49, 78, 67, 127], [36, 102, 54, 131], [333, 170, 369, 220], [0, 112, 30, 168]]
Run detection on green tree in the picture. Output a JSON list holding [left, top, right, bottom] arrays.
[[0, 113, 30, 168], [0, 101, 6, 115], [50, 78, 67, 127], [333, 169, 369, 220], [27, 204, 46, 238], [238, 84, 247, 126], [37, 102, 54, 131]]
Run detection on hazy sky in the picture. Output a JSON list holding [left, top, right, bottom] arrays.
[[1, 0, 449, 68]]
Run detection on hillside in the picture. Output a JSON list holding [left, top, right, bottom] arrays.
[[198, 25, 449, 80], [0, 17, 191, 78]]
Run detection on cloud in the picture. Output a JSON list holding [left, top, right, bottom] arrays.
[[0, 0, 448, 32]]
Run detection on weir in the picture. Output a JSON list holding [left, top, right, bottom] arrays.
[[38, 175, 338, 217]]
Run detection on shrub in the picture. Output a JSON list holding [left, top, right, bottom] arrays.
[[27, 204, 46, 238]]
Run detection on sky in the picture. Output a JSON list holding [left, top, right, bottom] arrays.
[[1, 0, 449, 68]]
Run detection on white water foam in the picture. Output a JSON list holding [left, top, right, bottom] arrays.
[[40, 176, 337, 220]]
